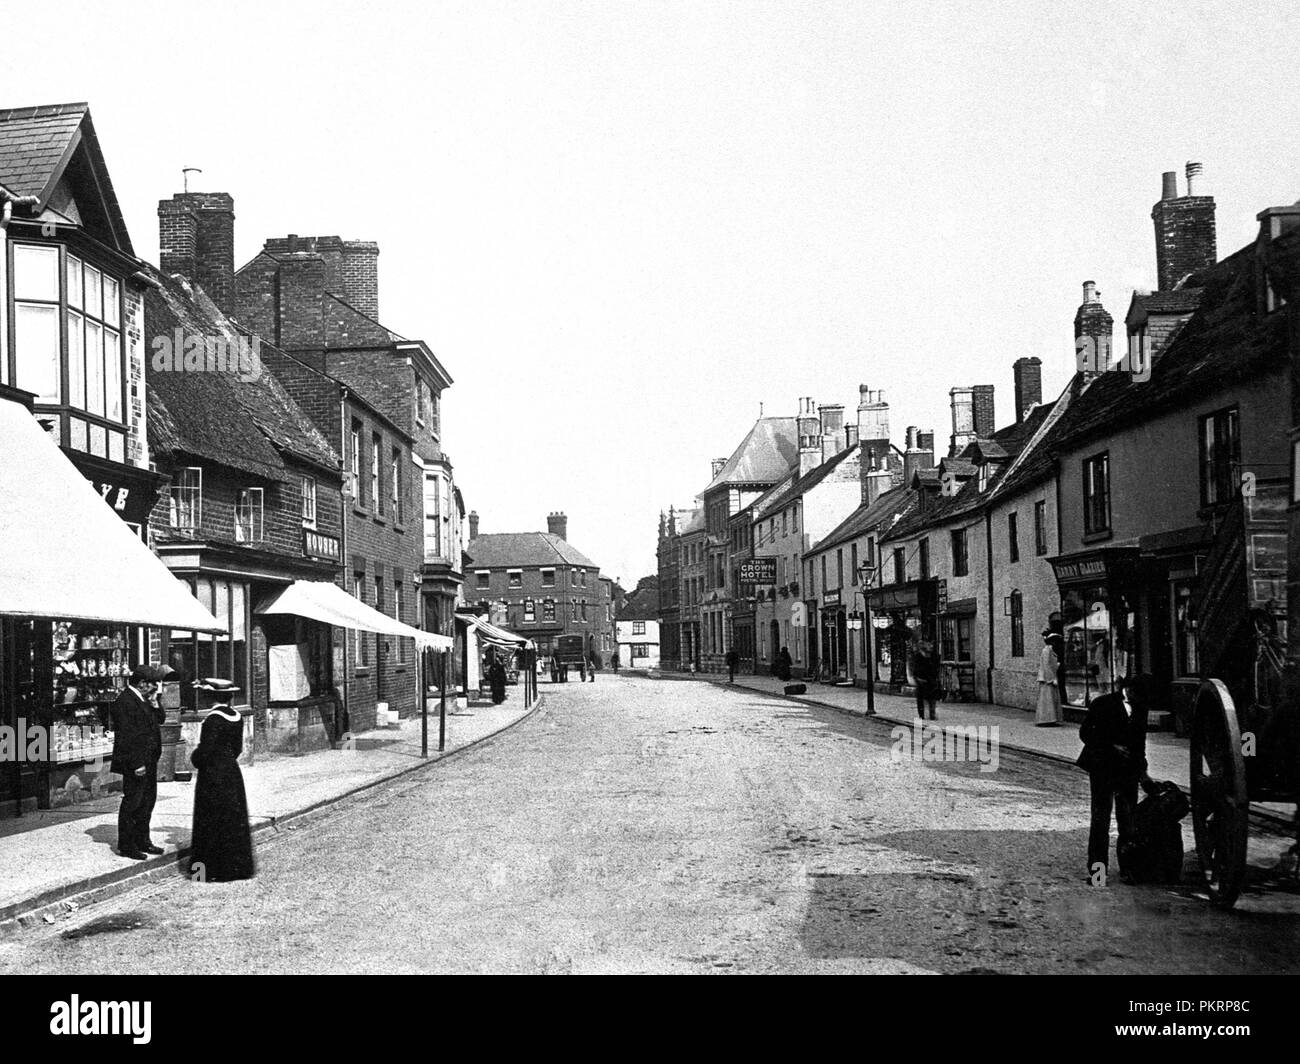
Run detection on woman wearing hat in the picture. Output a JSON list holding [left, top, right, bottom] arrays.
[[1036, 628, 1064, 726], [188, 680, 255, 882]]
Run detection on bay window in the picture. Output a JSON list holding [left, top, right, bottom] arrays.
[[8, 243, 126, 461]]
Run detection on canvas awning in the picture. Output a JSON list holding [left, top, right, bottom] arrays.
[[456, 613, 534, 650], [256, 580, 453, 650], [0, 397, 225, 632]]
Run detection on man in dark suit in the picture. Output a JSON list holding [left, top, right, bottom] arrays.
[[1077, 673, 1155, 884], [109, 666, 166, 860]]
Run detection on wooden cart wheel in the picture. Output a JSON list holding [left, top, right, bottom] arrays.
[[1190, 680, 1249, 909]]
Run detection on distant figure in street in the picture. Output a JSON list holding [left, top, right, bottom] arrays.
[[488, 654, 508, 704], [587, 649, 599, 682], [776, 646, 793, 682], [189, 687, 255, 882], [108, 666, 166, 861], [908, 637, 941, 720], [611, 650, 620, 673], [1036, 629, 1064, 726], [1077, 673, 1154, 884], [726, 648, 739, 683]]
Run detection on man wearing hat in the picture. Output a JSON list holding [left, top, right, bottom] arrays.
[[108, 665, 168, 860]]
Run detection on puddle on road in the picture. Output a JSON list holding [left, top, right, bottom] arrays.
[[61, 910, 153, 940]]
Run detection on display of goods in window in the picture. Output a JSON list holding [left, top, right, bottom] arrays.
[[49, 621, 130, 765]]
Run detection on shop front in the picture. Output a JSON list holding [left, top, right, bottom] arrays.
[[937, 596, 978, 700], [0, 392, 222, 815], [865, 579, 935, 687], [1049, 548, 1142, 708], [818, 590, 848, 681]]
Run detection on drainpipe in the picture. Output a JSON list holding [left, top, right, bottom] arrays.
[[339, 386, 351, 743], [985, 507, 995, 703]]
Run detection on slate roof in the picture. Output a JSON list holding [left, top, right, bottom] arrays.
[[1133, 288, 1205, 315], [0, 102, 132, 254], [145, 268, 340, 480], [701, 417, 799, 494], [812, 486, 917, 556], [465, 532, 598, 569], [756, 444, 857, 513]]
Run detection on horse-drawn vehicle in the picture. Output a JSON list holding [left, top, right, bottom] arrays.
[[549, 634, 588, 683], [1189, 481, 1299, 907]]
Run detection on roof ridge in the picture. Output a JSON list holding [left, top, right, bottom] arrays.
[[0, 102, 89, 122]]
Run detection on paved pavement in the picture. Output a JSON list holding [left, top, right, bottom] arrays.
[[0, 694, 538, 928], [2, 675, 1295, 974]]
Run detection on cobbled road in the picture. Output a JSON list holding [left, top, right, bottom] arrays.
[[2, 676, 1298, 974]]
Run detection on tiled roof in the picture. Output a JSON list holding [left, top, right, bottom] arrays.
[[755, 444, 856, 513], [812, 487, 916, 556], [1134, 288, 1205, 315], [679, 509, 706, 536], [701, 417, 799, 493], [145, 268, 341, 480], [466, 532, 598, 569], [0, 103, 132, 254]]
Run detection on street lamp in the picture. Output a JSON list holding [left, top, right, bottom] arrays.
[[857, 561, 879, 716]]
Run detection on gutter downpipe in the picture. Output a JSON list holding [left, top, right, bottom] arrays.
[[985, 506, 995, 704], [339, 385, 351, 745]]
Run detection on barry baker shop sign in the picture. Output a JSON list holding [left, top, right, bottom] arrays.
[[739, 558, 777, 584]]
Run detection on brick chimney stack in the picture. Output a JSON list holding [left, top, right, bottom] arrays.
[[261, 235, 380, 319], [469, 511, 479, 539], [860, 443, 893, 506], [158, 192, 236, 314], [1012, 357, 1042, 423], [972, 385, 995, 438], [1075, 280, 1114, 377], [547, 512, 568, 541], [903, 426, 935, 486], [710, 457, 727, 478], [818, 403, 846, 463], [856, 385, 890, 455], [1152, 162, 1217, 291], [949, 387, 991, 455]]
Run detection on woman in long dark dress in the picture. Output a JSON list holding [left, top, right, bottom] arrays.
[[189, 704, 255, 882], [487, 654, 507, 704]]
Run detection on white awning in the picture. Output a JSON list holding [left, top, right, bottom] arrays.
[[256, 580, 453, 650], [455, 613, 535, 650], [0, 398, 225, 632]]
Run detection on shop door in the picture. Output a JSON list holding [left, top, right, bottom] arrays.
[[836, 612, 848, 676]]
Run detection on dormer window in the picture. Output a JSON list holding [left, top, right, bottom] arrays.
[[7, 243, 127, 462]]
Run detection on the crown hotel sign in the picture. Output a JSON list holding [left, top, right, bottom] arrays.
[[739, 558, 777, 585]]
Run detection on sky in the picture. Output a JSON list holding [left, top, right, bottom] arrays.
[[6, 1, 1300, 589]]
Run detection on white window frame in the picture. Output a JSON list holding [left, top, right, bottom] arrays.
[[235, 487, 265, 544], [507, 569, 523, 588], [170, 467, 202, 531], [301, 475, 317, 529]]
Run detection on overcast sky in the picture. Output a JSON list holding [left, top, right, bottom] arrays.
[[5, 1, 1300, 587]]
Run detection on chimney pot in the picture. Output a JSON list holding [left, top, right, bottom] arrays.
[[1186, 161, 1203, 197], [547, 512, 568, 540], [1082, 280, 1098, 304], [1161, 171, 1178, 201]]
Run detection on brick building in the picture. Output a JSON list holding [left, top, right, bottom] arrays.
[[464, 513, 607, 660], [232, 231, 454, 730]]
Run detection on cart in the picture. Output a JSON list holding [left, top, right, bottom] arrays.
[[1190, 483, 1299, 908]]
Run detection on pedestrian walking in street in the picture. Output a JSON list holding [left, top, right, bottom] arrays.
[[908, 636, 941, 720], [776, 646, 793, 682], [611, 650, 620, 673], [1077, 673, 1155, 885], [587, 648, 599, 682], [487, 653, 508, 704], [1036, 629, 1064, 726], [108, 665, 167, 860], [188, 683, 255, 882], [726, 648, 739, 683]]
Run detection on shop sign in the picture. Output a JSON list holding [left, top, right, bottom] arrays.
[[739, 558, 777, 584], [823, 590, 841, 606], [1050, 557, 1108, 584], [936, 579, 948, 613], [303, 529, 341, 561], [66, 454, 162, 527]]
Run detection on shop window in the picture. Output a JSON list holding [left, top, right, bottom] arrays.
[[1009, 589, 1024, 657], [235, 488, 264, 544], [301, 476, 317, 528], [524, 599, 536, 622], [1059, 586, 1135, 707], [170, 467, 202, 531], [508, 569, 523, 589], [919, 538, 931, 579], [541, 568, 555, 588], [1034, 500, 1048, 556], [951, 529, 969, 576], [543, 599, 556, 621], [48, 621, 131, 765], [1199, 407, 1240, 508], [1008, 511, 1019, 562], [168, 579, 249, 712], [939, 615, 973, 662], [1083, 452, 1110, 535], [1173, 579, 1199, 677]]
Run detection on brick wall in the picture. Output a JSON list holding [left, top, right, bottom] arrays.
[[125, 288, 147, 467], [972, 384, 995, 439], [1152, 196, 1217, 291]]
